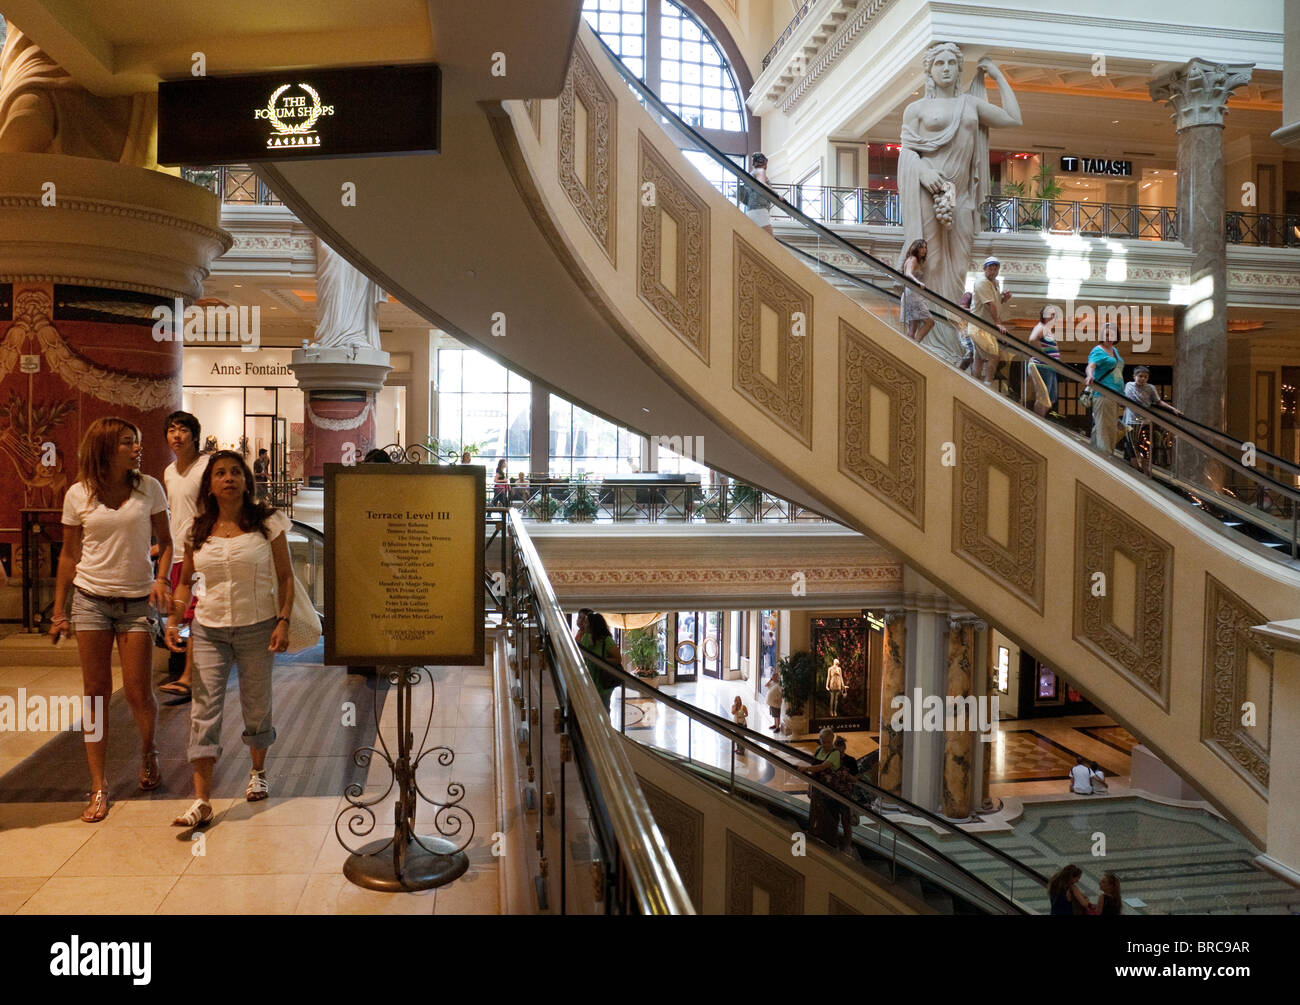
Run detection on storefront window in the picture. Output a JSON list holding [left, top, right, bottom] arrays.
[[549, 395, 643, 477], [437, 347, 531, 471]]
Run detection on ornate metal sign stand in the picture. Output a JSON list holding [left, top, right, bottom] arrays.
[[336, 664, 472, 891], [328, 444, 480, 891]]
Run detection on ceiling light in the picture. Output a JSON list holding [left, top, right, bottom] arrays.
[[1112, 120, 1119, 124], [234, 283, 243, 288]]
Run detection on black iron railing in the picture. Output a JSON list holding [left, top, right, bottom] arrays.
[[180, 165, 283, 205]]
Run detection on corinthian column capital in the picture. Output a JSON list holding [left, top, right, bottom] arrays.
[[1148, 58, 1253, 131]]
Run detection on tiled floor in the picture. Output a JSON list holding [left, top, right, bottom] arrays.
[[0, 644, 500, 915]]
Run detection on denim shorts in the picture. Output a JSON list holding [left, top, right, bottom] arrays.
[[70, 588, 156, 634]]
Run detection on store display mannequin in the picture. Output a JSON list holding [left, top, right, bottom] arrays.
[[826, 658, 845, 717]]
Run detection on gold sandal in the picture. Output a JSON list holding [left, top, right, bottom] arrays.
[[139, 750, 161, 791], [82, 789, 110, 823]]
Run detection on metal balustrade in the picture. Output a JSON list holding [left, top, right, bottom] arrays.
[[482, 478, 833, 524], [180, 165, 283, 205]]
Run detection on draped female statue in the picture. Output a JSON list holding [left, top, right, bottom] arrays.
[[0, 24, 154, 163], [897, 43, 1021, 362], [313, 239, 386, 352]]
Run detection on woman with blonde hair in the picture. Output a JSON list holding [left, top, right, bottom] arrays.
[[51, 417, 172, 822]]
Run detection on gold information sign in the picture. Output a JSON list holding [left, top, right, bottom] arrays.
[[324, 465, 484, 666]]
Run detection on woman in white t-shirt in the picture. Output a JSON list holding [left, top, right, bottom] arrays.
[[165, 450, 294, 827], [51, 417, 173, 823]]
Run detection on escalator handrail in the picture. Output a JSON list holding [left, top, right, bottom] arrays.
[[579, 646, 1048, 901], [584, 29, 1300, 511], [506, 510, 694, 915]]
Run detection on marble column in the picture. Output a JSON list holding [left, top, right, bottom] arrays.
[[877, 610, 908, 795], [941, 616, 984, 819], [979, 628, 999, 812], [1148, 59, 1252, 438], [290, 239, 391, 486]]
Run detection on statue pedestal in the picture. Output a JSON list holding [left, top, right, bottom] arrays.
[[290, 347, 392, 485]]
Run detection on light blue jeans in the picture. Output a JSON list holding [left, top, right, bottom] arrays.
[[189, 618, 277, 762]]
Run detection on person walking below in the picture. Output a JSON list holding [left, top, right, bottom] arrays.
[[159, 411, 207, 703], [764, 668, 783, 732], [252, 448, 270, 502], [578, 612, 622, 713], [51, 418, 172, 823], [1085, 324, 1125, 455], [165, 450, 294, 826], [900, 239, 935, 343]]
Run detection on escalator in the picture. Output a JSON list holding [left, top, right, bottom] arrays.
[[257, 18, 1300, 854]]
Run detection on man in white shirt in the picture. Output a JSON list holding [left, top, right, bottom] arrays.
[[1069, 755, 1094, 795], [968, 256, 1013, 385], [160, 411, 208, 701]]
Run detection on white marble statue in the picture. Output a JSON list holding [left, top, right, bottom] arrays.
[[897, 42, 1021, 363], [313, 239, 387, 353]]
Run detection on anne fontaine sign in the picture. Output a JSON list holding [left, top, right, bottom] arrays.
[[158, 64, 441, 165]]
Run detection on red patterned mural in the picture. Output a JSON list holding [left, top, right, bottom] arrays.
[[0, 282, 180, 582]]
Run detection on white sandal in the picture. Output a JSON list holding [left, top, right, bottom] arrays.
[[171, 799, 213, 827], [246, 769, 269, 802]]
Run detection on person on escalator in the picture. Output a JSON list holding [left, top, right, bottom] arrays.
[[1048, 864, 1091, 915], [741, 153, 775, 236], [578, 612, 622, 712]]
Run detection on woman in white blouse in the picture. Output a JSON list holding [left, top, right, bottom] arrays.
[[51, 418, 172, 823], [165, 450, 294, 826]]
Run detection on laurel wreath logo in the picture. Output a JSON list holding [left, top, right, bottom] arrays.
[[263, 83, 324, 135]]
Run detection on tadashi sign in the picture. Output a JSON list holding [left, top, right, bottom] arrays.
[[324, 465, 484, 666]]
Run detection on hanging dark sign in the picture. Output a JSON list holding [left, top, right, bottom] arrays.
[[157, 64, 441, 165], [1059, 156, 1133, 177]]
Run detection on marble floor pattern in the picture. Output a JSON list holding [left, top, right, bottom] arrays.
[[0, 644, 499, 916], [914, 798, 1300, 916]]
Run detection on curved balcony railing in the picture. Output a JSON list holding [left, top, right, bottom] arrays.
[[709, 180, 1299, 248], [181, 164, 283, 205], [483, 478, 832, 524]]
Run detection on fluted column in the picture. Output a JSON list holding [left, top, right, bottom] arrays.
[[941, 616, 984, 819], [1149, 59, 1252, 437], [877, 610, 907, 795]]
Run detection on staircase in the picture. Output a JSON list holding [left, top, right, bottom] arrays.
[[256, 20, 1300, 856]]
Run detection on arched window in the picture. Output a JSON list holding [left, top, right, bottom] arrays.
[[582, 0, 750, 157]]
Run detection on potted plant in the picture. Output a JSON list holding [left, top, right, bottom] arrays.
[[776, 650, 816, 737], [727, 482, 761, 522], [624, 628, 662, 680], [526, 490, 558, 521], [562, 473, 599, 522]]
